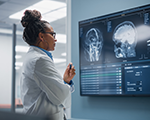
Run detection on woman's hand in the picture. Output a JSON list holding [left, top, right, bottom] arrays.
[[63, 63, 76, 84]]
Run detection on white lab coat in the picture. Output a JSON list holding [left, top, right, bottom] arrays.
[[20, 46, 71, 120]]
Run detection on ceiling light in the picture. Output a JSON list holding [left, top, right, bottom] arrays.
[[61, 52, 66, 56], [15, 55, 22, 59], [15, 66, 20, 70], [53, 58, 66, 63], [16, 45, 29, 52], [15, 62, 23, 66], [0, 28, 12, 34], [0, 28, 23, 35], [32, 0, 66, 13], [9, 0, 66, 23], [42, 7, 66, 22], [16, 31, 23, 35]]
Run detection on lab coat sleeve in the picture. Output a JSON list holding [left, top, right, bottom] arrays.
[[33, 57, 71, 106]]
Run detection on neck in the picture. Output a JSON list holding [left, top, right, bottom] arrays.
[[36, 40, 47, 51]]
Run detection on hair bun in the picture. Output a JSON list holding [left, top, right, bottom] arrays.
[[21, 10, 41, 27]]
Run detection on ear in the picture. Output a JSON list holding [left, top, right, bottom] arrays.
[[38, 32, 44, 41]]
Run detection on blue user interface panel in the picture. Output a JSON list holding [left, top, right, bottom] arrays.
[[79, 4, 150, 96]]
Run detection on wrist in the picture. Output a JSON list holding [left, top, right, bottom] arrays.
[[68, 80, 73, 85], [64, 80, 74, 86]]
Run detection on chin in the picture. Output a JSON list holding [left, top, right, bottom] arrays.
[[49, 48, 55, 51], [52, 48, 55, 51]]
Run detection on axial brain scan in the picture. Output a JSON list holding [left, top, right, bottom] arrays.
[[83, 28, 103, 62], [112, 21, 137, 58]]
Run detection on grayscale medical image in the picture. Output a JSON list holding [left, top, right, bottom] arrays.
[[112, 21, 137, 58], [83, 28, 103, 62]]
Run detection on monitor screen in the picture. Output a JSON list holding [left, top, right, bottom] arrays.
[[79, 4, 150, 96]]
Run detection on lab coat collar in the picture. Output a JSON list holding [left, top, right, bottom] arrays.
[[31, 46, 53, 61]]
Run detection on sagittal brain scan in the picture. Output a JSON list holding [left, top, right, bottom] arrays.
[[83, 28, 103, 62], [112, 21, 137, 58]]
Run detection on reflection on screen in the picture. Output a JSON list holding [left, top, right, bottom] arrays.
[[79, 4, 150, 96]]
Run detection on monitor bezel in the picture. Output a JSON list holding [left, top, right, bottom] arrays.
[[79, 4, 150, 97]]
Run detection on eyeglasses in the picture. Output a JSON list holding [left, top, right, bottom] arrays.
[[44, 32, 56, 39]]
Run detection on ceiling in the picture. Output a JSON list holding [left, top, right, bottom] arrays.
[[0, 0, 66, 32], [0, 0, 67, 74]]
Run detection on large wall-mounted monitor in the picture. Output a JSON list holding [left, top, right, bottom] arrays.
[[79, 4, 150, 96]]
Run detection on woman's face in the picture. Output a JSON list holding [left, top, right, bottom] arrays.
[[42, 23, 57, 51]]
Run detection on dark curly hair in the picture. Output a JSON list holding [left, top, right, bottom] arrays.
[[21, 10, 49, 45]]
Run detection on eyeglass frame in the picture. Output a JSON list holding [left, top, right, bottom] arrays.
[[43, 32, 56, 39]]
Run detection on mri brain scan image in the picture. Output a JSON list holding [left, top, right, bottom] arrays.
[[83, 28, 103, 62], [112, 21, 137, 58]]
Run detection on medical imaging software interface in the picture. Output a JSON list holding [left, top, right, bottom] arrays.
[[79, 5, 150, 96]]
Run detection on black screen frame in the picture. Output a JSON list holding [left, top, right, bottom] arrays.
[[79, 4, 150, 97]]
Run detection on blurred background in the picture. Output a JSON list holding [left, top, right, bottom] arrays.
[[0, 0, 67, 112]]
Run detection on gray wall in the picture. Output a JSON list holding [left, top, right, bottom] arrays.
[[70, 0, 150, 120]]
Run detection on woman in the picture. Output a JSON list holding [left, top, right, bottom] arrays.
[[20, 10, 76, 120]]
